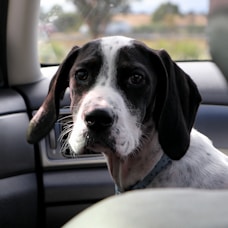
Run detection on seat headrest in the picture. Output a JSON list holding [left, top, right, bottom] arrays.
[[208, 0, 228, 82]]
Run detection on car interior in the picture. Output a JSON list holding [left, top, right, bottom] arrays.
[[0, 0, 228, 227]]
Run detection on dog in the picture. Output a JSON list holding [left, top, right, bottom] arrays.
[[27, 36, 228, 193]]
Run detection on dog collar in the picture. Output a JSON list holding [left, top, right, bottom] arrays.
[[115, 153, 172, 194]]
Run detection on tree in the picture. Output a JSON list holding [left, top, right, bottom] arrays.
[[40, 4, 81, 33], [54, 13, 82, 32], [40, 5, 64, 23], [153, 2, 180, 22], [69, 0, 129, 38]]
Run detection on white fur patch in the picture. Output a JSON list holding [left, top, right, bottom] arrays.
[[99, 36, 133, 86]]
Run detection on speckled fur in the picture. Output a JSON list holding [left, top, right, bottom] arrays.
[[148, 129, 228, 189]]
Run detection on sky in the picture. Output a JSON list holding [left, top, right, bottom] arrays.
[[41, 0, 209, 14], [130, 0, 209, 14]]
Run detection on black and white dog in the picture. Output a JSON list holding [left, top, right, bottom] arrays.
[[27, 36, 228, 192]]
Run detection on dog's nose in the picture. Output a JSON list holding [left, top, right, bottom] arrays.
[[84, 109, 114, 131]]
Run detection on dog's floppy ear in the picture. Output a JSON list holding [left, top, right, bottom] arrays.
[[27, 46, 79, 144], [153, 49, 201, 160]]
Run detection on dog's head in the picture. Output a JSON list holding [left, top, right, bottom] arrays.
[[27, 36, 201, 160]]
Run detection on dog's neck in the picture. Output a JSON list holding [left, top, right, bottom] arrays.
[[104, 130, 165, 191]]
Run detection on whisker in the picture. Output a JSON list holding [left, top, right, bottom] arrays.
[[58, 128, 72, 142], [57, 116, 77, 158], [59, 131, 76, 158], [58, 114, 73, 122]]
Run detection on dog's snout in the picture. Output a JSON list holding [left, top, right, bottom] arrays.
[[85, 108, 114, 131]]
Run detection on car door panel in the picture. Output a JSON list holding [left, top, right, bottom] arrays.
[[44, 168, 114, 227], [0, 89, 38, 227], [0, 173, 38, 227]]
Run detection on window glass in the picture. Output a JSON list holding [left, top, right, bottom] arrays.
[[39, 0, 209, 63]]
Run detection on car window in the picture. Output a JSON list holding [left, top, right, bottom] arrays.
[[39, 0, 209, 63]]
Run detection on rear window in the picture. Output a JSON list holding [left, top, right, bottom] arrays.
[[39, 0, 209, 64]]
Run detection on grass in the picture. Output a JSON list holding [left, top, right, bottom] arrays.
[[143, 37, 210, 60], [38, 34, 210, 63]]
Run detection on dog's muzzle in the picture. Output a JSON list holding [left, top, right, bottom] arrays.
[[82, 107, 116, 153]]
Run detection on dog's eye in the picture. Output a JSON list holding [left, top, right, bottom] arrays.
[[128, 74, 145, 86], [75, 69, 89, 81]]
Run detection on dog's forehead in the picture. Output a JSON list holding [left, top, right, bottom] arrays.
[[91, 36, 134, 85], [100, 36, 134, 54], [75, 36, 135, 66]]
